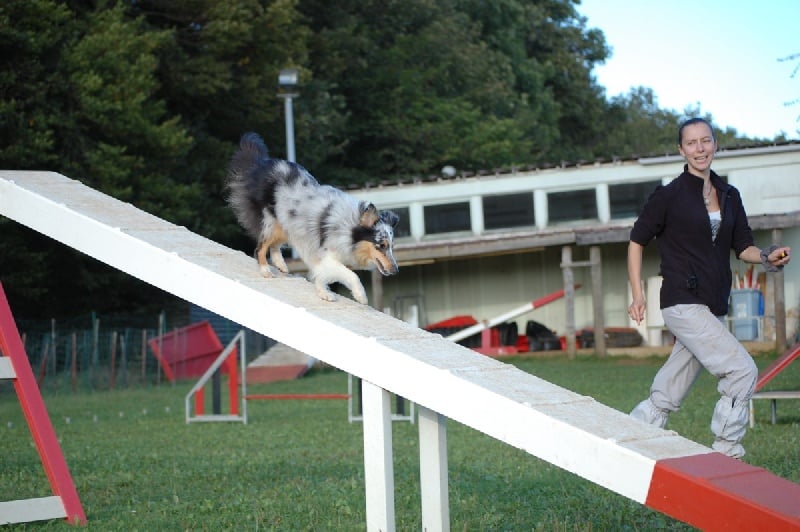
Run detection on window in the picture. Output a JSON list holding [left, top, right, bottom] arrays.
[[483, 193, 535, 230], [609, 181, 661, 219], [548, 189, 597, 223], [388, 207, 411, 238], [424, 202, 471, 234]]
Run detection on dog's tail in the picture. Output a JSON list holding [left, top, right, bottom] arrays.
[[229, 132, 268, 179], [226, 132, 270, 238]]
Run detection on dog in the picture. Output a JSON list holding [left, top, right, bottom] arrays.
[[226, 132, 399, 304]]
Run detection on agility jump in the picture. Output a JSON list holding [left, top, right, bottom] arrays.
[[1, 171, 799, 530]]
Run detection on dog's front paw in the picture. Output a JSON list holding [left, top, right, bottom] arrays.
[[317, 287, 338, 302], [272, 258, 289, 274], [352, 289, 368, 305], [259, 264, 275, 278]]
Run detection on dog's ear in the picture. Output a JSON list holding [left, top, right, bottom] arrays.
[[380, 210, 399, 228], [359, 202, 379, 227]]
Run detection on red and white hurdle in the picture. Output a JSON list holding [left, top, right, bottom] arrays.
[[0, 282, 86, 526]]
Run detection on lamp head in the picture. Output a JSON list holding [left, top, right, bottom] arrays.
[[278, 68, 298, 88]]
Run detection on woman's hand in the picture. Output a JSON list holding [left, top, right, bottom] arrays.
[[628, 295, 647, 325], [767, 246, 791, 267]]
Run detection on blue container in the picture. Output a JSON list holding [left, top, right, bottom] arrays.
[[730, 289, 762, 341]]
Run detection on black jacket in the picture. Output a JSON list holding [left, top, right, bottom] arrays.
[[630, 167, 754, 316]]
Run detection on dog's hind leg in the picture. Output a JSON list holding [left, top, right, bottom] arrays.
[[311, 256, 368, 305], [255, 224, 289, 277], [268, 224, 290, 274], [255, 240, 275, 277]]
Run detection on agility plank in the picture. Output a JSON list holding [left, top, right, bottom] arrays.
[[2, 170, 799, 529]]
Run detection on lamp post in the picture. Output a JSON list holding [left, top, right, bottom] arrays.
[[277, 68, 298, 163]]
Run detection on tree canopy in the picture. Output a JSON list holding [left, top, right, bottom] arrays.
[[0, 0, 777, 317]]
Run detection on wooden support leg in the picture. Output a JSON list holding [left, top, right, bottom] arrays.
[[419, 406, 449, 532], [361, 380, 396, 531]]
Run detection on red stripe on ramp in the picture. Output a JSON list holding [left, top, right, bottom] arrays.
[[646, 453, 800, 530]]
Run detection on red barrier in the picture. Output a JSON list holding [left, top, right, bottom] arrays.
[[0, 282, 86, 525], [148, 321, 237, 382]]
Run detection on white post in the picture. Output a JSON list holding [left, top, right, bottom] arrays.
[[419, 406, 449, 531], [596, 183, 610, 223], [534, 189, 548, 229], [283, 95, 296, 163], [361, 380, 396, 531], [409, 203, 425, 241], [470, 196, 484, 235]]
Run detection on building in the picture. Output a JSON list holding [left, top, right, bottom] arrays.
[[341, 143, 800, 347]]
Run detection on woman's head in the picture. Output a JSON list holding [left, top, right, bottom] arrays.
[[678, 118, 717, 177]]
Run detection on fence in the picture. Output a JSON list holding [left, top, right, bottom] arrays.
[[5, 306, 276, 394], [7, 311, 169, 393]]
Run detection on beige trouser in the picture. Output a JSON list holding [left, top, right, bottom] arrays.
[[630, 304, 758, 458]]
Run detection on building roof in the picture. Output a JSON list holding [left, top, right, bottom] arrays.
[[348, 141, 800, 191]]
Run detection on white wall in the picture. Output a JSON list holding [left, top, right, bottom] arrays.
[[363, 228, 800, 346]]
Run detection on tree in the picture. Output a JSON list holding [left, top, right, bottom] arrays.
[[127, 0, 318, 243], [456, 0, 611, 163], [0, 0, 82, 315], [0, 0, 74, 170], [0, 2, 197, 316], [298, 0, 546, 181], [598, 87, 680, 157], [62, 5, 196, 218], [0, 0, 778, 318]]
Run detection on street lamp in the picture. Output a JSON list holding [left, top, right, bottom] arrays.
[[277, 68, 299, 163]]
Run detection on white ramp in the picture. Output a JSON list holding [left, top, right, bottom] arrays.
[[3, 171, 799, 531]]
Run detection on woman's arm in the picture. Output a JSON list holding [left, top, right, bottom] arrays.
[[738, 245, 791, 268], [627, 241, 646, 325]]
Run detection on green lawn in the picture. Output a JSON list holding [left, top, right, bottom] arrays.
[[2, 352, 798, 530]]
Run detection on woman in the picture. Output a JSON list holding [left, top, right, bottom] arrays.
[[627, 117, 791, 458]]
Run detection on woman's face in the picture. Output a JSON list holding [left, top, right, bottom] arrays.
[[679, 122, 716, 176]]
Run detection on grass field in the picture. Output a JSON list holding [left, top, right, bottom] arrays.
[[2, 351, 799, 530]]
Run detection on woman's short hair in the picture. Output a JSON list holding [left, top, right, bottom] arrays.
[[678, 117, 716, 145]]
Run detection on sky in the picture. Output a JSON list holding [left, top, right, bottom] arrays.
[[577, 0, 799, 140]]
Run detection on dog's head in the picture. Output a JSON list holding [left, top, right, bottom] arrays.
[[353, 202, 400, 276]]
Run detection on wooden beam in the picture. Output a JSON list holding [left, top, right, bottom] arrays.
[[749, 210, 800, 230], [590, 246, 606, 357], [772, 229, 787, 350], [561, 247, 577, 359]]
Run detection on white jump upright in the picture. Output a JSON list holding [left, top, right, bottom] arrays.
[[185, 330, 248, 424], [2, 171, 799, 531]]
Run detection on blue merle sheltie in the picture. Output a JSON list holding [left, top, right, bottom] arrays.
[[226, 132, 399, 304]]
